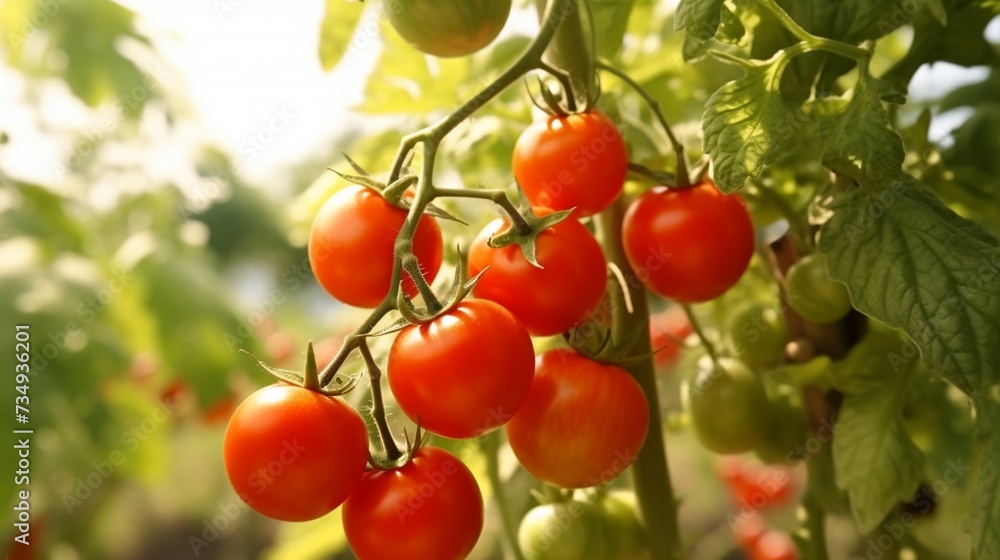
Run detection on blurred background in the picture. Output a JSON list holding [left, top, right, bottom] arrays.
[[1, 0, 997, 558]]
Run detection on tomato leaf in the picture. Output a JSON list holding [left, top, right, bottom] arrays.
[[818, 76, 904, 191], [674, 0, 726, 41], [702, 52, 802, 193], [318, 0, 367, 71], [830, 326, 917, 394], [716, 5, 746, 44], [818, 174, 1000, 433], [833, 368, 925, 534], [972, 415, 1000, 559]]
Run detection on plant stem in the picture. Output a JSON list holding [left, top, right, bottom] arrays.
[[358, 339, 402, 461], [755, 0, 868, 60], [484, 431, 526, 560], [596, 198, 684, 560], [802, 492, 830, 560], [681, 304, 720, 365], [434, 187, 533, 234], [538, 0, 593, 105], [597, 61, 689, 187]]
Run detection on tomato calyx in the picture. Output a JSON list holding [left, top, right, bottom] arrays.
[[329, 153, 464, 224], [487, 199, 574, 267], [239, 342, 361, 396], [393, 246, 487, 326]]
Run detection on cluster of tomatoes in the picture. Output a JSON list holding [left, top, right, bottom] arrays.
[[218, 3, 796, 559]]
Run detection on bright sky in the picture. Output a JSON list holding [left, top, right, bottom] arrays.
[[1, 1, 997, 191]]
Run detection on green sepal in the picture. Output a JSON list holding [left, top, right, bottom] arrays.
[[488, 203, 574, 268]]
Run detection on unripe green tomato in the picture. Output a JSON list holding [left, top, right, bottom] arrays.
[[518, 501, 610, 560], [685, 358, 771, 455], [598, 491, 649, 560], [385, 0, 512, 58], [727, 304, 787, 369], [785, 253, 852, 324], [754, 392, 807, 464]]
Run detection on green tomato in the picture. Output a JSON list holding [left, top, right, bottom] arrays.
[[519, 501, 610, 560], [598, 491, 648, 560], [727, 304, 787, 369], [685, 358, 771, 455], [386, 0, 512, 58], [754, 392, 807, 464], [785, 253, 853, 324]]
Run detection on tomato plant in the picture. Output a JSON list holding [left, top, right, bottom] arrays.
[[387, 298, 535, 439], [513, 111, 628, 217], [622, 181, 755, 302], [385, 0, 512, 58], [343, 446, 484, 560], [785, 253, 853, 324], [308, 185, 443, 308], [597, 491, 648, 560], [222, 384, 369, 522], [649, 306, 694, 368], [505, 350, 649, 488], [685, 358, 770, 455], [468, 209, 608, 336], [727, 304, 787, 369]]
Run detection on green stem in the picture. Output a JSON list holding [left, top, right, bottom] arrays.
[[755, 0, 868, 60], [538, 0, 592, 105], [434, 187, 533, 234], [681, 304, 720, 365], [596, 61, 689, 187], [595, 198, 684, 560], [358, 339, 402, 462], [803, 481, 830, 560], [484, 431, 526, 560]]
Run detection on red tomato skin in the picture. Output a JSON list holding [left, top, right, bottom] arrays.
[[308, 185, 443, 308], [223, 384, 369, 522], [513, 111, 628, 217], [505, 350, 650, 488], [343, 446, 484, 560], [622, 181, 755, 303], [468, 211, 608, 336], [649, 307, 694, 367], [751, 531, 800, 560], [387, 299, 535, 439]]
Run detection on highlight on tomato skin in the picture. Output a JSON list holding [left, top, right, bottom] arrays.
[[513, 110, 629, 218], [622, 180, 755, 303], [387, 298, 535, 439], [222, 384, 370, 522], [307, 185, 444, 308], [505, 349, 650, 489], [342, 446, 485, 560], [468, 208, 608, 337]]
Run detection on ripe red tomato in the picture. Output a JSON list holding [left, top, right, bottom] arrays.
[[622, 181, 754, 303], [721, 458, 796, 510], [513, 111, 628, 217], [386, 0, 512, 58], [733, 513, 767, 551], [649, 306, 693, 367], [505, 350, 650, 488], [343, 446, 484, 560], [308, 185, 443, 308], [387, 299, 535, 439], [468, 210, 608, 336], [223, 384, 369, 521]]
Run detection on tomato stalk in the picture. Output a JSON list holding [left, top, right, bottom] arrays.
[[595, 198, 684, 560], [483, 431, 527, 560], [318, 0, 576, 389], [681, 304, 720, 365], [358, 339, 402, 462], [753, 0, 869, 61], [596, 61, 690, 188]]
